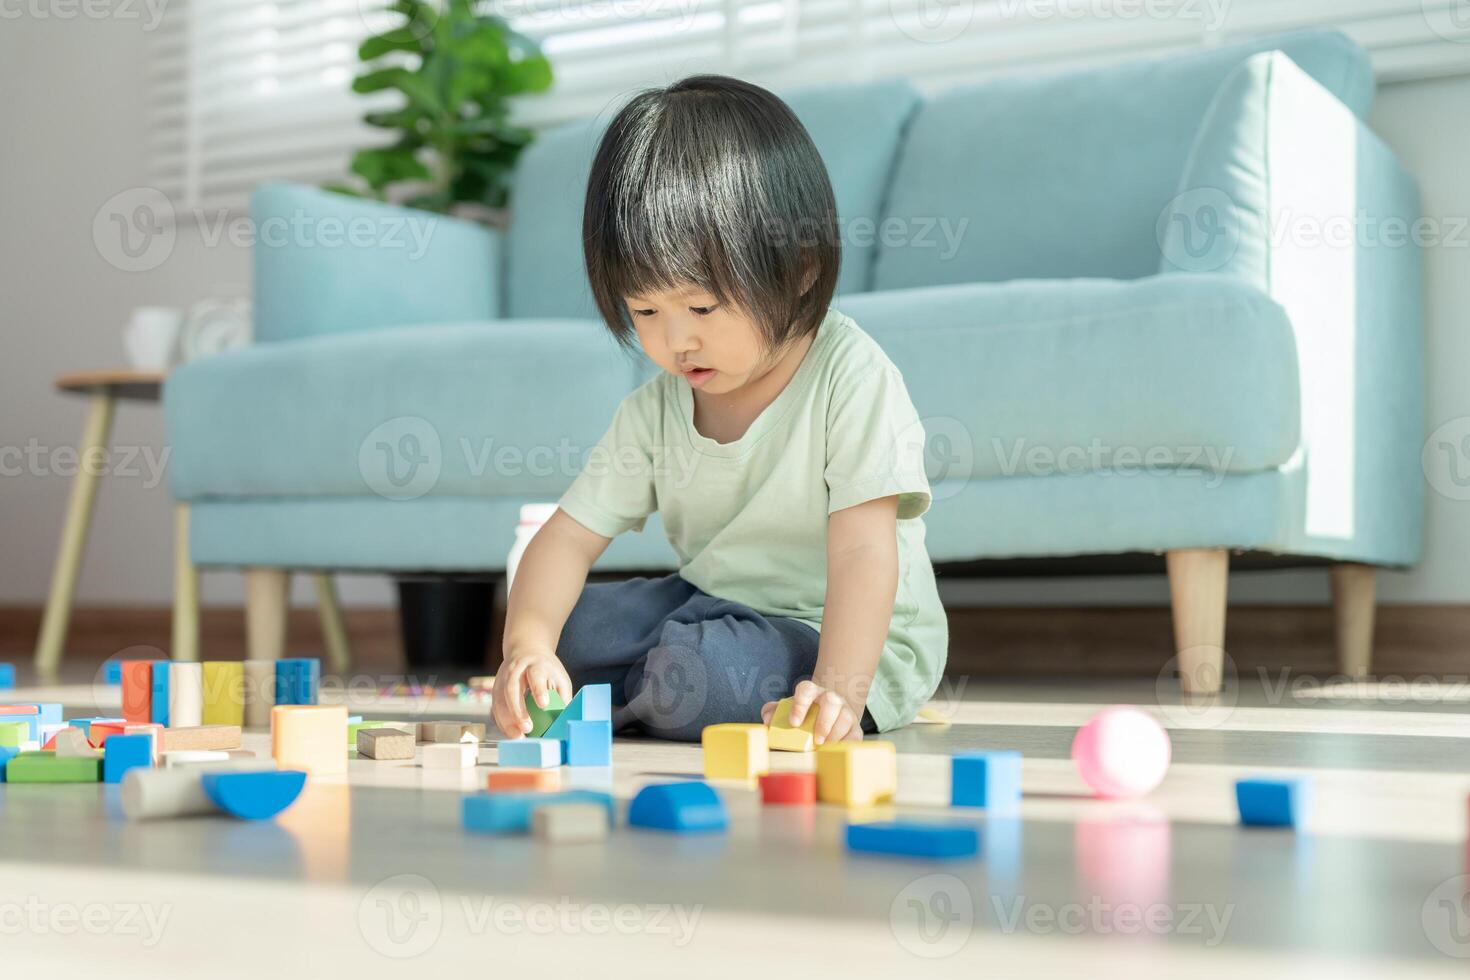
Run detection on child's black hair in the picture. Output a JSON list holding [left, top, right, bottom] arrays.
[[583, 74, 841, 353]]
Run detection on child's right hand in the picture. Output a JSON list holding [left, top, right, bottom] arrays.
[[492, 647, 574, 739]]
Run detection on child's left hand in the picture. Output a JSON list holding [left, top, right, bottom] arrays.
[[761, 680, 864, 745]]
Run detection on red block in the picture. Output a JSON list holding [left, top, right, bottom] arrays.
[[121, 661, 152, 724], [90, 722, 129, 746], [0, 705, 40, 717], [759, 771, 817, 805]]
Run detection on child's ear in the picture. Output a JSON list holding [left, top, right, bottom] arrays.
[[798, 252, 818, 295]]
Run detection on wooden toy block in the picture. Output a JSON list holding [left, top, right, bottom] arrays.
[[121, 660, 153, 724], [0, 720, 27, 747], [534, 801, 609, 842], [161, 725, 243, 753], [0, 704, 42, 741], [52, 727, 99, 758], [39, 723, 69, 748], [68, 717, 123, 741], [542, 684, 613, 742], [124, 723, 164, 763], [0, 663, 13, 688], [151, 660, 171, 726], [525, 687, 566, 737], [1236, 776, 1312, 828], [89, 721, 128, 745], [768, 698, 817, 752], [702, 723, 769, 780], [121, 760, 279, 820], [274, 658, 321, 706], [816, 741, 897, 807], [5, 751, 102, 783], [271, 705, 349, 776], [243, 660, 276, 729], [758, 771, 817, 805], [103, 734, 154, 784], [566, 720, 612, 766], [419, 721, 488, 743], [845, 821, 980, 859], [0, 745, 19, 781], [348, 720, 407, 747], [498, 737, 562, 768], [628, 781, 728, 833], [103, 660, 123, 684], [422, 733, 478, 769], [462, 790, 614, 834], [357, 727, 415, 760], [165, 750, 231, 767], [487, 768, 561, 793], [202, 662, 245, 727], [201, 770, 307, 820], [169, 662, 204, 728], [952, 750, 1022, 809]]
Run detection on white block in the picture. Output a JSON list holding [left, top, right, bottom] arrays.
[[121, 760, 278, 820], [169, 662, 204, 728], [421, 742, 476, 769], [164, 750, 230, 768], [533, 803, 609, 843], [39, 723, 67, 744]]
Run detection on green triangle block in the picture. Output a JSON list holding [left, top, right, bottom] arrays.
[[525, 688, 566, 738], [6, 751, 102, 783]]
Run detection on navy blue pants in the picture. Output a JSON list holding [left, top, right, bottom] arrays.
[[556, 573, 876, 741]]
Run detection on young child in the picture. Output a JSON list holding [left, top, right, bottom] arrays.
[[492, 74, 947, 744]]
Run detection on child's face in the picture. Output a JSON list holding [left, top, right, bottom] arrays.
[[625, 285, 773, 396]]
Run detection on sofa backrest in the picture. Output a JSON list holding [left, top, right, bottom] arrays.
[[872, 30, 1373, 292], [503, 78, 920, 321]]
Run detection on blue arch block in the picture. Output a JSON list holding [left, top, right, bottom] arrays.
[[202, 770, 308, 820], [628, 781, 728, 833], [463, 790, 614, 834], [845, 821, 980, 859]]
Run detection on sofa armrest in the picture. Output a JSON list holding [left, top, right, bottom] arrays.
[[251, 182, 501, 343], [1159, 51, 1425, 564]]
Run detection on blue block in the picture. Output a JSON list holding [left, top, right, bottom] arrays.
[[566, 720, 611, 766], [69, 717, 124, 740], [951, 750, 1022, 809], [628, 781, 728, 833], [202, 770, 307, 820], [103, 661, 122, 685], [103, 734, 154, 784], [462, 790, 615, 834], [0, 663, 14, 689], [275, 658, 321, 706], [846, 821, 980, 859], [151, 661, 170, 726], [498, 737, 562, 768], [542, 683, 613, 742], [1, 707, 40, 741], [1236, 776, 1312, 828], [4, 702, 61, 742], [0, 745, 18, 781]]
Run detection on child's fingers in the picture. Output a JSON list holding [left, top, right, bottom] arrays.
[[525, 664, 553, 708], [811, 691, 847, 746], [759, 701, 777, 725], [550, 662, 573, 704], [786, 680, 821, 726], [497, 661, 533, 736]]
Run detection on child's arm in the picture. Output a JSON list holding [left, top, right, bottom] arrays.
[[762, 495, 900, 743], [492, 509, 611, 738]]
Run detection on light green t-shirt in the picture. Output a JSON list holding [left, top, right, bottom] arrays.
[[556, 306, 948, 731]]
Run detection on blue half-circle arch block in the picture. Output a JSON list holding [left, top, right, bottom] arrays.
[[201, 770, 308, 820], [628, 781, 728, 833]]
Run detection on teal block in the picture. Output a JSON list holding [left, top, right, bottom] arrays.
[[566, 720, 611, 766], [463, 790, 615, 834], [543, 684, 613, 742]]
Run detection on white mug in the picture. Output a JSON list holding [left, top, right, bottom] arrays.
[[123, 306, 183, 371]]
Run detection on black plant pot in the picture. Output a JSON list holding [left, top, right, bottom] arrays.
[[395, 578, 495, 672]]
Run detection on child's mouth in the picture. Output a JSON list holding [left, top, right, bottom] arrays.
[[681, 366, 716, 388]]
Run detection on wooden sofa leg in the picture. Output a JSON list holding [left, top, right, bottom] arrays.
[[1166, 548, 1229, 694], [246, 568, 290, 661], [313, 573, 352, 673], [1331, 563, 1376, 679]]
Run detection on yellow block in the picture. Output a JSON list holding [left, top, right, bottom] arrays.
[[815, 741, 897, 806], [271, 705, 349, 776], [702, 723, 770, 781], [768, 698, 816, 752], [202, 661, 245, 727]]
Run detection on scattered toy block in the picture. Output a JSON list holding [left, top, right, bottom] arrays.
[[40, 723, 69, 748], [768, 698, 817, 752], [275, 658, 321, 706], [243, 660, 276, 729], [423, 733, 478, 769], [161, 725, 242, 752], [202, 661, 245, 727], [845, 821, 980, 859], [52, 727, 98, 757], [0, 745, 18, 781], [952, 750, 1022, 809], [169, 662, 204, 728], [103, 660, 123, 684], [534, 802, 609, 842], [1236, 776, 1312, 828], [0, 720, 28, 748], [462, 790, 614, 834], [121, 760, 279, 820], [487, 768, 561, 793], [566, 720, 612, 766], [758, 771, 816, 805], [357, 727, 415, 760], [150, 660, 171, 726], [702, 723, 769, 780], [165, 750, 231, 767], [5, 751, 102, 783], [89, 721, 129, 745], [0, 663, 13, 688], [271, 705, 349, 776], [628, 781, 728, 833], [418, 721, 487, 744], [498, 737, 562, 768], [121, 661, 153, 724], [816, 741, 897, 807], [103, 734, 154, 784], [68, 717, 123, 741], [0, 704, 43, 740], [542, 684, 613, 742], [348, 719, 404, 747], [124, 723, 165, 762], [525, 688, 567, 737], [201, 769, 307, 820]]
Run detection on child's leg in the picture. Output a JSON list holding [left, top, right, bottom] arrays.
[[554, 573, 699, 694]]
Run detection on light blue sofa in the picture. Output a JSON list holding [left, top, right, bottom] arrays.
[[164, 29, 1424, 689]]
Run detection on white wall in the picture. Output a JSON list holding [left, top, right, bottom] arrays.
[[1, 15, 1467, 609]]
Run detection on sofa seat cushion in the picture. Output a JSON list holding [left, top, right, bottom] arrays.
[[165, 319, 641, 500], [835, 274, 1301, 482]]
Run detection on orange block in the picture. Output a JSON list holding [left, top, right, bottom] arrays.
[[89, 721, 129, 745], [121, 661, 152, 724], [487, 768, 561, 793], [271, 705, 348, 776]]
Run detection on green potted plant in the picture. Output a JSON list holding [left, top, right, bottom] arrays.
[[327, 0, 552, 223]]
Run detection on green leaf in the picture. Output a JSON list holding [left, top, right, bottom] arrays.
[[350, 146, 432, 190], [359, 26, 428, 62], [353, 67, 444, 115]]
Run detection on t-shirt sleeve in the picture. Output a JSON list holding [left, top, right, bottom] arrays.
[[824, 363, 932, 520], [556, 391, 659, 538]]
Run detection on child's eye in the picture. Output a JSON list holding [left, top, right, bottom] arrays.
[[630, 308, 655, 318], [690, 305, 717, 316]]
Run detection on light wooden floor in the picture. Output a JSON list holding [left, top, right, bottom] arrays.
[[4, 676, 1470, 978]]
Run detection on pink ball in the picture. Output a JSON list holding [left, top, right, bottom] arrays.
[[1071, 706, 1172, 799]]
